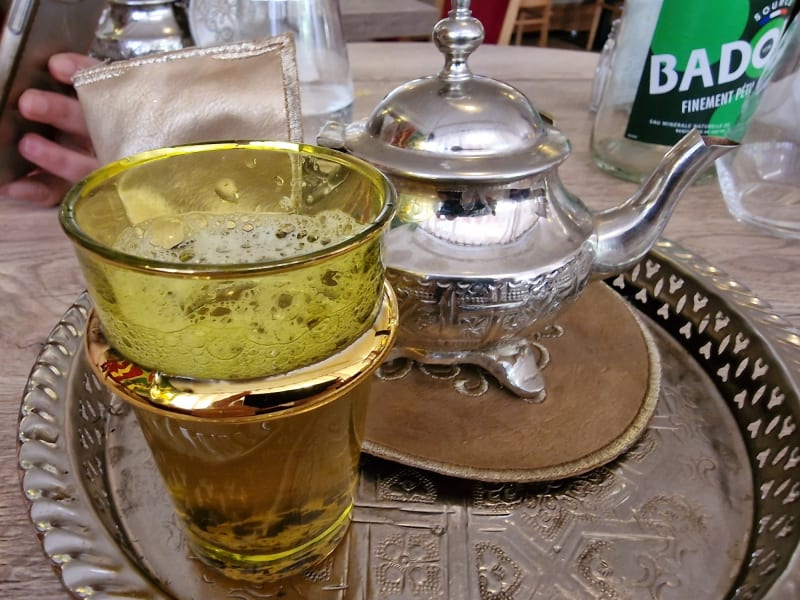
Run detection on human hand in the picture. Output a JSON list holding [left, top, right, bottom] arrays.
[[0, 53, 101, 207]]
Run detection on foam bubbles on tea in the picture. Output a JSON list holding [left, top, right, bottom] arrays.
[[101, 209, 384, 379], [113, 210, 364, 265]]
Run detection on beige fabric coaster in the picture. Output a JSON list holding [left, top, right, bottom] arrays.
[[73, 35, 303, 165], [363, 282, 661, 482]]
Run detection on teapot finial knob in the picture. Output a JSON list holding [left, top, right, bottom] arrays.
[[433, 0, 484, 82]]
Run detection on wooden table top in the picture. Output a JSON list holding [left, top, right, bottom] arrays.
[[1, 42, 798, 598]]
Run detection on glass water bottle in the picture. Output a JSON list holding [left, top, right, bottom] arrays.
[[591, 0, 796, 183]]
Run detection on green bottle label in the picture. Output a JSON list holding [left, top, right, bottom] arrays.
[[625, 0, 794, 145]]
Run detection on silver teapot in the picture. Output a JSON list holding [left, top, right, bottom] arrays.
[[319, 0, 736, 399]]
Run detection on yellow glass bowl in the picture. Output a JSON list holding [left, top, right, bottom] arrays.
[[60, 141, 395, 380]]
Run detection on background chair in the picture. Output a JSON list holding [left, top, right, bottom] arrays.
[[498, 0, 553, 47]]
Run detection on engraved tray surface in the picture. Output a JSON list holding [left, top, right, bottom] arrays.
[[17, 240, 800, 599]]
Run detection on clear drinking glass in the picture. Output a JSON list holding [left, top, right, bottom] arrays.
[[188, 0, 354, 143], [716, 17, 800, 239], [91, 0, 193, 61]]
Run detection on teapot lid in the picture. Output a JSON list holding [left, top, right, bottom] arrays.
[[321, 0, 571, 183]]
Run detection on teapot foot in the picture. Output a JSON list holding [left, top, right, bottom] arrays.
[[389, 340, 547, 402]]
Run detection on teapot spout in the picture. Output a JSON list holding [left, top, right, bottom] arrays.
[[592, 129, 737, 278]]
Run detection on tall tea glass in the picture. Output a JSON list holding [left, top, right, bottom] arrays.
[[85, 289, 396, 581], [60, 141, 397, 581]]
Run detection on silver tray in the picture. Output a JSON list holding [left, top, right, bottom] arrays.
[[17, 240, 800, 599]]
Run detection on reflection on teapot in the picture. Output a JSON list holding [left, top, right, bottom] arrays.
[[320, 0, 737, 399]]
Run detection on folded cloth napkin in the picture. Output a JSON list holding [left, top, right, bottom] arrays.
[[73, 34, 303, 165]]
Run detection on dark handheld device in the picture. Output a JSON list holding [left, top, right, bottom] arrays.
[[0, 0, 105, 184]]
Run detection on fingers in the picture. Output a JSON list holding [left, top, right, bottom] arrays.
[[17, 88, 91, 139], [0, 172, 72, 207], [1, 130, 99, 207], [17, 133, 99, 184], [0, 53, 102, 206], [48, 52, 102, 84]]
